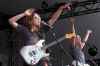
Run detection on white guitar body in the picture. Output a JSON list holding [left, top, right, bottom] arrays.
[[20, 33, 73, 65], [20, 40, 49, 65]]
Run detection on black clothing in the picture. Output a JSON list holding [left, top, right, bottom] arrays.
[[70, 44, 85, 64], [11, 24, 50, 66]]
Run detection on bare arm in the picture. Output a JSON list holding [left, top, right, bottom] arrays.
[[9, 8, 34, 28], [72, 30, 92, 49], [81, 30, 92, 49], [48, 3, 71, 26], [65, 17, 76, 39], [9, 13, 26, 28]]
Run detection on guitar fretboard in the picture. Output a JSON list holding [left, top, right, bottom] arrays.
[[43, 36, 65, 49]]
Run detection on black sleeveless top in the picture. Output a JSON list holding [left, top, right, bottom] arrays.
[[12, 24, 50, 51], [70, 44, 85, 63]]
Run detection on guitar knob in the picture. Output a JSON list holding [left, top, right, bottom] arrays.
[[31, 60, 36, 65]]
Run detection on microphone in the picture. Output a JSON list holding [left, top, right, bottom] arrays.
[[41, 21, 53, 29]]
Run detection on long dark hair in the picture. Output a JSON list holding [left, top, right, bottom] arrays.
[[25, 13, 42, 31], [25, 9, 36, 30], [25, 14, 34, 30]]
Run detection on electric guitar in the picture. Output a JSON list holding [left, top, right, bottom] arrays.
[[20, 33, 75, 65]]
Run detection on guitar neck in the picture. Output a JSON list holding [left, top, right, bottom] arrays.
[[43, 36, 66, 49], [43, 17, 77, 49]]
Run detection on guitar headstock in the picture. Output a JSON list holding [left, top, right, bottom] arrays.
[[65, 32, 76, 39], [66, 17, 76, 39]]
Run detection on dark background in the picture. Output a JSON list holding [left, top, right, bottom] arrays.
[[0, 0, 100, 66]]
